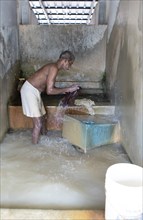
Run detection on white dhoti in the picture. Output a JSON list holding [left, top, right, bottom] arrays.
[[20, 81, 46, 117]]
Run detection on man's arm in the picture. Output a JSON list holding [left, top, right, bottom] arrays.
[[46, 66, 79, 95]]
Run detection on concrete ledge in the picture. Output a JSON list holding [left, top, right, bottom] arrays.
[[8, 105, 115, 130], [0, 209, 105, 220], [55, 81, 102, 89]]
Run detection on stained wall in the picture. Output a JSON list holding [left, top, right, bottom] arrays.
[[19, 25, 107, 88], [106, 0, 143, 166], [0, 0, 20, 141]]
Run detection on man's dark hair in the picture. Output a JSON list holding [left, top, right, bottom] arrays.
[[59, 50, 75, 61]]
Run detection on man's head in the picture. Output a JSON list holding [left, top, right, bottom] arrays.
[[59, 50, 75, 62], [59, 50, 75, 70]]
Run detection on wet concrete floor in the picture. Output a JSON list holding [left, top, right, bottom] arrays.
[[1, 130, 130, 210]]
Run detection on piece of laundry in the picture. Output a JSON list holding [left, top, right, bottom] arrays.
[[59, 87, 81, 107]]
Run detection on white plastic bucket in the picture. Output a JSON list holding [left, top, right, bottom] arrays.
[[105, 163, 143, 220]]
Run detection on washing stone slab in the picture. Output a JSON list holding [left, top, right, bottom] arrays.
[[62, 114, 120, 153]]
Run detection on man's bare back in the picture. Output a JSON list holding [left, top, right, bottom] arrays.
[[28, 59, 78, 95], [28, 63, 58, 93]]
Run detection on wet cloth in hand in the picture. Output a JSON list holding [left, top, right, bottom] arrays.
[[59, 88, 81, 107]]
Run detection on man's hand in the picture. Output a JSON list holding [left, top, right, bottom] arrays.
[[67, 84, 80, 93]]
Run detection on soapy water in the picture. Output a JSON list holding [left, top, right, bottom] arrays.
[[1, 129, 130, 209], [74, 98, 96, 115]]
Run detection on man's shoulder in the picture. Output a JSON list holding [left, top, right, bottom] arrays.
[[44, 62, 57, 68], [42, 63, 58, 76], [49, 63, 58, 71]]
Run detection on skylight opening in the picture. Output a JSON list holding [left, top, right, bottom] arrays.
[[29, 0, 98, 25]]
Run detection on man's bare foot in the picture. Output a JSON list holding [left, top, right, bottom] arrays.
[[41, 130, 48, 135]]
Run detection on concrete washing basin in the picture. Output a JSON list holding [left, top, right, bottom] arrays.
[[62, 114, 120, 153]]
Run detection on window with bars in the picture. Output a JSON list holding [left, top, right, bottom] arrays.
[[28, 0, 98, 25]]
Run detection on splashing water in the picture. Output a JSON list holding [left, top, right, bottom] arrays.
[[54, 89, 81, 128], [54, 106, 68, 129], [54, 95, 96, 130]]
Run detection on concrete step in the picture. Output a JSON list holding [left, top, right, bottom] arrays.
[[1, 209, 105, 220], [62, 114, 120, 153]]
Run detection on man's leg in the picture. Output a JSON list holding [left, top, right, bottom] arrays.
[[41, 114, 47, 135], [32, 117, 42, 144]]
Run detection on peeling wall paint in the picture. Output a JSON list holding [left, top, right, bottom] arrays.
[[106, 0, 143, 166]]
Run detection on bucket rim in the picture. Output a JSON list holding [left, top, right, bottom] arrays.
[[105, 163, 143, 188]]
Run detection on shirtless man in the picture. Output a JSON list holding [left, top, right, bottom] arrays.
[[20, 50, 79, 144]]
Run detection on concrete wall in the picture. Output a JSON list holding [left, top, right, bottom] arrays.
[[18, 0, 38, 25], [106, 0, 143, 166], [0, 0, 20, 141], [98, 0, 107, 24], [19, 25, 107, 88]]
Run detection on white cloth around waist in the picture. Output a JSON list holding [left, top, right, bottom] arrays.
[[20, 81, 46, 117]]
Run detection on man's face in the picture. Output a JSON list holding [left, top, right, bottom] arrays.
[[63, 59, 74, 70]]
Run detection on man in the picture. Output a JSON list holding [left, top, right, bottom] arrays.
[[20, 50, 79, 144]]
